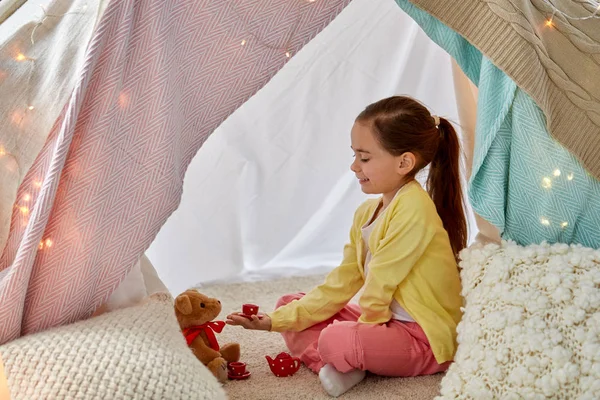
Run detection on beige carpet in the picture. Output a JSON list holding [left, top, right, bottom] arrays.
[[197, 274, 444, 400]]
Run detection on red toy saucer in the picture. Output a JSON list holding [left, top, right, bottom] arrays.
[[228, 371, 251, 380]]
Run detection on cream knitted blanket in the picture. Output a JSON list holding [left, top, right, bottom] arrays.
[[0, 293, 226, 400], [408, 0, 600, 180]]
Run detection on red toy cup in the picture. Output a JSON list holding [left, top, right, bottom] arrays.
[[242, 304, 259, 315], [227, 361, 247, 376]]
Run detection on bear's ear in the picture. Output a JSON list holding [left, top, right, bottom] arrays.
[[175, 294, 193, 315]]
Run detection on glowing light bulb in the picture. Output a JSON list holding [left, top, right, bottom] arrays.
[[16, 53, 26, 61], [19, 206, 29, 215], [285, 52, 291, 58], [38, 241, 44, 250], [118, 92, 129, 108], [23, 194, 31, 201], [545, 18, 553, 27], [241, 39, 246, 46], [45, 239, 53, 247], [561, 221, 568, 229], [34, 180, 42, 188], [553, 169, 561, 177], [567, 173, 574, 181], [542, 177, 552, 189], [28, 105, 34, 111], [0, 146, 5, 156], [540, 217, 550, 226]]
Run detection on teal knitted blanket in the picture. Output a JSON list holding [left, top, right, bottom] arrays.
[[395, 0, 600, 248]]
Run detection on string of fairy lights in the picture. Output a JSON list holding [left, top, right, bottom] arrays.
[[543, 0, 600, 26], [538, 0, 597, 231], [2, 3, 89, 250]]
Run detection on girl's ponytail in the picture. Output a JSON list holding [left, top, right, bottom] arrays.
[[426, 117, 467, 257]]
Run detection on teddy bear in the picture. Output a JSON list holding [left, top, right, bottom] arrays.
[[174, 289, 241, 382]]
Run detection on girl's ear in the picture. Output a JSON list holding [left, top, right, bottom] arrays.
[[397, 152, 416, 175]]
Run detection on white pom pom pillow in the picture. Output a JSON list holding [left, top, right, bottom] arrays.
[[437, 241, 600, 400]]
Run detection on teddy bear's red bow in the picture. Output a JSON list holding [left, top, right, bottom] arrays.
[[183, 321, 225, 351]]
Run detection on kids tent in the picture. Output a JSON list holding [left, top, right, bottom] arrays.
[[0, 0, 598, 398]]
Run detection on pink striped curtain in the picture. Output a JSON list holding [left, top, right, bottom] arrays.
[[0, 0, 350, 344]]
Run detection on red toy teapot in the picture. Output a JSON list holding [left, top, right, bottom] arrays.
[[265, 352, 301, 377]]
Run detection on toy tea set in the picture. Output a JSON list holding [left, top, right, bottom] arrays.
[[174, 289, 301, 382]]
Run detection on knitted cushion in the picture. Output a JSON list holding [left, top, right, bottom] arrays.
[[0, 293, 226, 400], [438, 242, 600, 400]]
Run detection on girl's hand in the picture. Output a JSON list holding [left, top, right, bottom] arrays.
[[226, 312, 272, 331]]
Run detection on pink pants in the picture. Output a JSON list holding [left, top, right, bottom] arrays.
[[276, 293, 451, 376]]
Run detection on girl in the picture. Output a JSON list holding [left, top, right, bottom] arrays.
[[226, 96, 466, 397]]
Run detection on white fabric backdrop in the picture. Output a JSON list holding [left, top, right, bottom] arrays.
[[147, 0, 476, 294]]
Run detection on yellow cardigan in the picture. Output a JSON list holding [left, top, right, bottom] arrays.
[[268, 181, 463, 364]]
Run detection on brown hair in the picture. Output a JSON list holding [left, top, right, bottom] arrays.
[[356, 96, 467, 257]]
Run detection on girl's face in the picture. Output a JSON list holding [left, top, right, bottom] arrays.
[[350, 121, 414, 199]]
